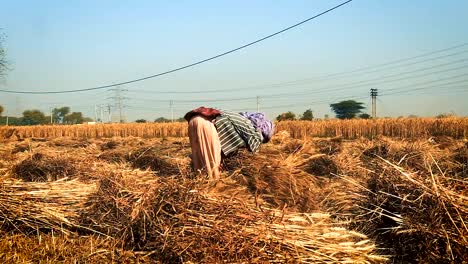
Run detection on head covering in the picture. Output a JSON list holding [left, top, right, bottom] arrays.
[[239, 112, 275, 142], [184, 106, 221, 122]]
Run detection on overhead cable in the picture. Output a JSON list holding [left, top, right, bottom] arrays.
[[0, 0, 353, 94]]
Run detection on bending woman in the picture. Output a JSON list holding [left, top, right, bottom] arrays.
[[185, 107, 274, 178]]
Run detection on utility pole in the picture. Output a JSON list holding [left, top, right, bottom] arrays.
[[94, 105, 98, 122], [50, 107, 53, 124], [256, 96, 260, 112], [170, 100, 174, 122], [370, 88, 378, 119]]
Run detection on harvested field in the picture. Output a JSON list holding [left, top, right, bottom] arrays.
[[0, 129, 467, 263]]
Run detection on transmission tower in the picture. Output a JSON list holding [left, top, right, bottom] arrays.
[[108, 86, 128, 123], [106, 104, 112, 123], [370, 88, 378, 118], [94, 104, 105, 123]]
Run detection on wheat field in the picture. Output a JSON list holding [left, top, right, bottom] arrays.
[[1, 117, 467, 140], [0, 118, 466, 263]]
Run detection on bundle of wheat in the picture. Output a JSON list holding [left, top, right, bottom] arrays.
[[97, 149, 127, 163], [79, 172, 385, 263], [126, 146, 182, 175], [0, 178, 96, 234], [0, 231, 151, 263], [229, 148, 320, 213], [348, 156, 468, 263], [48, 137, 91, 148], [12, 153, 77, 182], [98, 139, 120, 151]]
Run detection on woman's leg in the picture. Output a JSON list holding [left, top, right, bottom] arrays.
[[188, 116, 221, 178]]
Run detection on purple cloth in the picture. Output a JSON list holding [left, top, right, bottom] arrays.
[[239, 112, 275, 142]]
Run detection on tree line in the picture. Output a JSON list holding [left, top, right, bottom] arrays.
[[0, 106, 92, 126], [276, 100, 370, 121]]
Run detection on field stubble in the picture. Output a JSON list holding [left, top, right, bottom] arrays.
[[0, 124, 466, 263]]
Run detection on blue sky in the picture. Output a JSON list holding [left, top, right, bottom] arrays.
[[1, 0, 467, 121]]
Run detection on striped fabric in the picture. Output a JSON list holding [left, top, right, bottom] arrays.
[[214, 111, 263, 156]]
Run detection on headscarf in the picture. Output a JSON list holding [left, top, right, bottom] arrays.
[[184, 107, 221, 121], [239, 112, 275, 142]]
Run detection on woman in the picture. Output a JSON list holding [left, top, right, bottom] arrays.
[[185, 107, 274, 178]]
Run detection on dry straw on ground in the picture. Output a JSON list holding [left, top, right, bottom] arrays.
[[81, 170, 385, 263], [327, 138, 468, 263], [0, 133, 466, 263], [0, 166, 385, 263], [12, 153, 77, 182], [0, 178, 96, 234], [0, 232, 151, 263]]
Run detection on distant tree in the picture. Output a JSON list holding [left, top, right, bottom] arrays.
[[0, 105, 3, 116], [276, 111, 296, 121], [359, 113, 371, 119], [154, 117, 170, 123], [0, 116, 20, 125], [63, 112, 84, 124], [324, 114, 329, 120], [21, 109, 47, 125], [52, 106, 70, 123], [83, 117, 94, 122], [408, 114, 418, 118], [330, 100, 365, 119], [300, 109, 314, 121], [436, 112, 456, 118], [135, 119, 147, 123], [176, 117, 186, 122]]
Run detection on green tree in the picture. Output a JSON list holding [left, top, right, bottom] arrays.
[[0, 116, 20, 125], [0, 105, 3, 116], [276, 111, 296, 121], [64, 112, 84, 124], [21, 109, 47, 125], [52, 106, 70, 123], [300, 109, 314, 120], [135, 119, 147, 123], [436, 112, 456, 118], [154, 117, 170, 123], [359, 113, 371, 119], [330, 100, 365, 119]]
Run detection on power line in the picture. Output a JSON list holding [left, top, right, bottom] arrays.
[[380, 84, 468, 97], [128, 96, 257, 103], [232, 79, 468, 112], [262, 64, 468, 99], [125, 60, 468, 105], [125, 43, 468, 94], [253, 50, 468, 89], [0, 0, 353, 95]]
